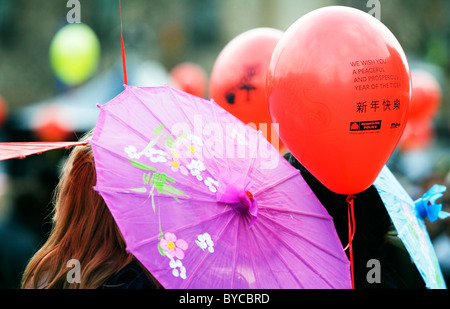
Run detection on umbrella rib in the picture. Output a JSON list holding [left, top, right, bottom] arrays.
[[258, 212, 348, 263], [135, 86, 224, 184], [256, 219, 337, 288], [167, 86, 264, 186], [194, 92, 226, 177], [251, 221, 304, 288], [127, 86, 175, 133], [180, 90, 225, 182], [242, 131, 260, 180], [206, 91, 246, 178], [210, 93, 260, 179], [231, 211, 241, 288], [90, 139, 143, 164], [252, 170, 301, 197], [98, 189, 223, 229], [121, 87, 210, 161], [181, 212, 238, 289], [94, 185, 218, 203], [246, 218, 285, 288], [100, 108, 152, 145], [90, 140, 221, 201], [166, 86, 200, 121], [257, 204, 332, 220], [127, 207, 234, 252]]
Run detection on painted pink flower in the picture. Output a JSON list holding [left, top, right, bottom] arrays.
[[160, 232, 188, 259]]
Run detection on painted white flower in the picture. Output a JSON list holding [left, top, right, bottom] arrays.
[[187, 159, 206, 181], [125, 145, 140, 159], [187, 159, 205, 171], [188, 134, 203, 146], [196, 233, 214, 253], [169, 258, 187, 279], [144, 147, 167, 163], [204, 177, 219, 193]]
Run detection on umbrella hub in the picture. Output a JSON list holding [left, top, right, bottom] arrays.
[[245, 190, 254, 200], [231, 189, 259, 227], [236, 190, 255, 212], [216, 172, 258, 226]]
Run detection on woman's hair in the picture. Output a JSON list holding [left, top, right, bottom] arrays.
[[21, 131, 151, 289]]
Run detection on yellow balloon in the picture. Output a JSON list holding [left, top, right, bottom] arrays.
[[49, 23, 101, 86]]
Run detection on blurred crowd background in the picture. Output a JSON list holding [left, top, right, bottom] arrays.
[[0, 0, 449, 288]]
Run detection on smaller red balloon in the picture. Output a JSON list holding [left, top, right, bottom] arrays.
[[400, 118, 434, 152], [209, 27, 286, 153], [32, 104, 74, 142], [408, 70, 441, 122], [0, 95, 8, 128], [169, 62, 208, 98]]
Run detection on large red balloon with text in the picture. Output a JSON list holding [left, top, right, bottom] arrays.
[[210, 28, 286, 153], [267, 6, 411, 195]]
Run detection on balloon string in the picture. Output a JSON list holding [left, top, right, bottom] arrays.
[[343, 195, 356, 250], [346, 194, 356, 289], [119, 0, 128, 85]]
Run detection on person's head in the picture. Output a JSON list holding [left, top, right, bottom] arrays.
[[21, 131, 149, 288]]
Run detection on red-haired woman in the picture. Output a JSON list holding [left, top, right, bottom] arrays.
[[21, 131, 160, 289]]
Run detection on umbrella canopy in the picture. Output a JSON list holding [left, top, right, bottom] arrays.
[[374, 165, 447, 289], [89, 85, 351, 289]]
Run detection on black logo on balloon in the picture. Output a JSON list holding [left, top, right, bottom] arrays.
[[350, 120, 382, 132], [225, 64, 259, 104]]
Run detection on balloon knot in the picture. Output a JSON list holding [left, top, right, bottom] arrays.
[[346, 194, 356, 204]]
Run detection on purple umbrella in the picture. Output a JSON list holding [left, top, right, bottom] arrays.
[[89, 85, 351, 289]]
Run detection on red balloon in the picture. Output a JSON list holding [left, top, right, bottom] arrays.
[[408, 70, 441, 122], [267, 6, 411, 195], [0, 95, 8, 128], [169, 62, 208, 98], [32, 104, 74, 142], [399, 118, 433, 152], [209, 27, 287, 153]]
